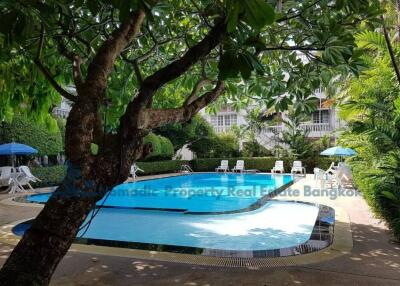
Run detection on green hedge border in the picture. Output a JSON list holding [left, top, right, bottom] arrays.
[[28, 157, 334, 188], [191, 157, 334, 173]]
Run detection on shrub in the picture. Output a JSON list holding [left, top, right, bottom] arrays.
[[158, 136, 174, 160], [136, 160, 189, 175], [189, 132, 240, 158], [214, 133, 240, 157], [0, 115, 62, 156], [143, 133, 174, 161], [30, 161, 191, 187], [143, 133, 162, 160], [241, 140, 272, 157], [155, 115, 214, 151], [31, 165, 67, 188], [188, 136, 215, 158]]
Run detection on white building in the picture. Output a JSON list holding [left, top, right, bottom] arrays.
[[201, 88, 343, 149]]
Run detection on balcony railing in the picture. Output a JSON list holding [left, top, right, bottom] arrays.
[[299, 123, 332, 133], [261, 123, 333, 136]]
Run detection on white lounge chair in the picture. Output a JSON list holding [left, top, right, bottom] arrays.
[[0, 167, 12, 191], [313, 168, 325, 180], [325, 162, 337, 175], [19, 166, 41, 182], [323, 163, 339, 189], [12, 166, 41, 192], [336, 165, 353, 188], [215, 160, 229, 172], [0, 167, 24, 193], [232, 160, 245, 173], [271, 161, 284, 173], [291, 161, 306, 175]]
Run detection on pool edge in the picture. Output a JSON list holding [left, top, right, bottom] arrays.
[[0, 205, 352, 268]]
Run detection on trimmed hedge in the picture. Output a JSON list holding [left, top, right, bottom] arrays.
[[28, 157, 334, 188], [31, 165, 67, 188], [137, 160, 189, 175], [191, 157, 334, 173]]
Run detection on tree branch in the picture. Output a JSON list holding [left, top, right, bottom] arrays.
[[276, 0, 324, 23], [85, 10, 146, 89], [34, 59, 77, 102], [382, 16, 400, 85], [130, 19, 226, 108], [262, 45, 325, 52], [121, 32, 184, 86], [52, 36, 85, 88], [121, 54, 143, 84], [119, 18, 226, 137], [147, 81, 225, 128], [183, 78, 213, 106], [35, 25, 76, 102]]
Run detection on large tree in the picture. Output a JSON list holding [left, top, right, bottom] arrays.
[[0, 0, 380, 285]]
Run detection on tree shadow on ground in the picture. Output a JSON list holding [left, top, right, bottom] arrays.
[[39, 222, 400, 286]]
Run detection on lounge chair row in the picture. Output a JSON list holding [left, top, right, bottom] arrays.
[[0, 166, 41, 193], [215, 160, 306, 174], [271, 160, 306, 174], [216, 160, 245, 173]]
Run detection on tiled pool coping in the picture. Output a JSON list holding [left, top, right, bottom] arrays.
[[9, 201, 334, 259], [0, 203, 352, 268], [0, 173, 353, 267]]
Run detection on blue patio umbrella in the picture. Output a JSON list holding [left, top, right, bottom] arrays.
[[0, 143, 38, 167], [320, 146, 357, 157]]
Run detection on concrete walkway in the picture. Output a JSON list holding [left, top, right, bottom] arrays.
[[0, 174, 399, 285]]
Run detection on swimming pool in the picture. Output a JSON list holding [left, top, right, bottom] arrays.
[[16, 173, 335, 257], [26, 173, 294, 213]]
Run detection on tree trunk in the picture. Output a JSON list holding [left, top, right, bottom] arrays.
[[0, 164, 102, 286], [0, 12, 225, 285]]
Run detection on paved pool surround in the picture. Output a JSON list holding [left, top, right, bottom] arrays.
[[0, 173, 353, 269]]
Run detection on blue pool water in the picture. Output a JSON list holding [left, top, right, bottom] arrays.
[[27, 173, 293, 212], [15, 201, 320, 252], [18, 173, 330, 254], [78, 200, 319, 251]]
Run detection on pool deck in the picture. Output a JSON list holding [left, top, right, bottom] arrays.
[[0, 173, 399, 285]]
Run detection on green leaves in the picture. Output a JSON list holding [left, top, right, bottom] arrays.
[[219, 50, 264, 80], [241, 0, 275, 29], [226, 0, 241, 33], [225, 0, 275, 32], [218, 51, 239, 79], [321, 40, 353, 65]]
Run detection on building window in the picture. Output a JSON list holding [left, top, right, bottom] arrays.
[[209, 113, 238, 132], [224, 115, 231, 126], [217, 115, 223, 126], [312, 110, 330, 124]]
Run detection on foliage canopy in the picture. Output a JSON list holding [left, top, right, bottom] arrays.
[[0, 0, 382, 126]]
